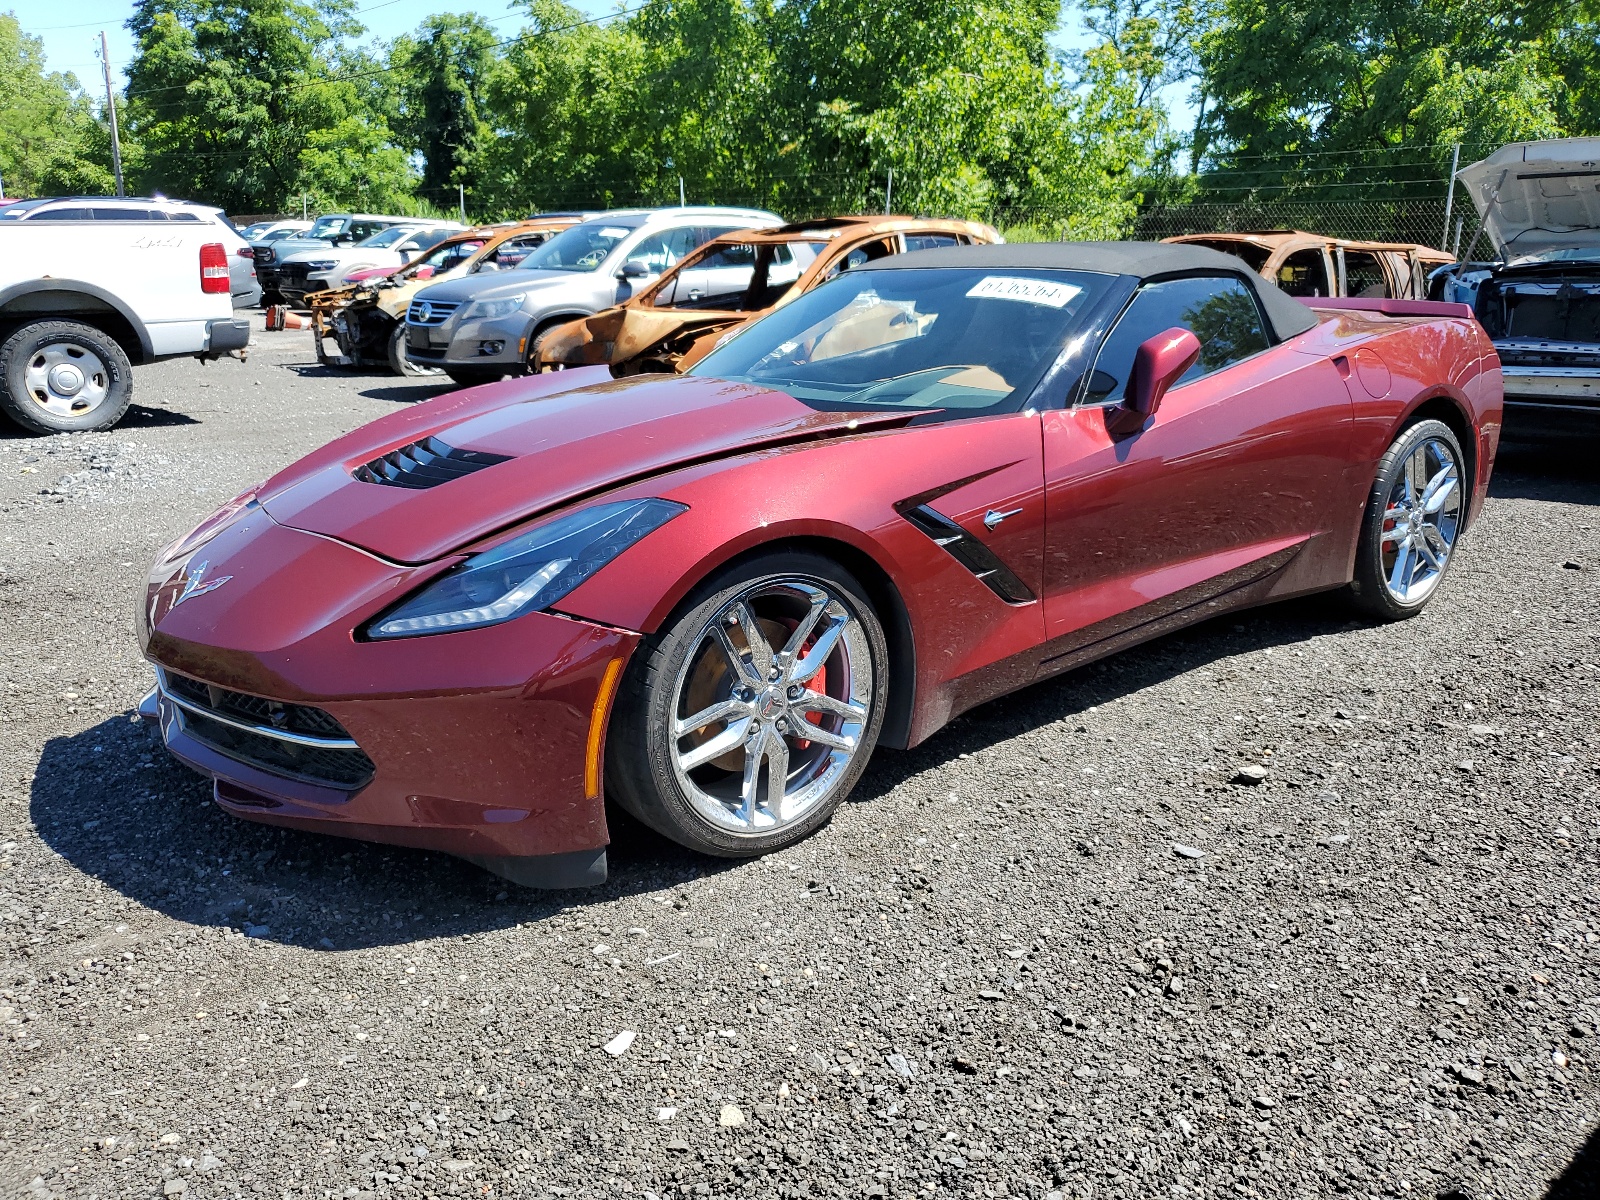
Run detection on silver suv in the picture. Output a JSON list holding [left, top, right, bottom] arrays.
[[403, 207, 781, 386]]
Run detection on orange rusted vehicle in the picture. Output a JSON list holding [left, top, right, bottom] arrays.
[[1163, 230, 1453, 301], [535, 215, 1003, 375], [308, 214, 586, 376]]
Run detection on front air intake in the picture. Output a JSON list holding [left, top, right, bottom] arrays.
[[352, 436, 511, 489]]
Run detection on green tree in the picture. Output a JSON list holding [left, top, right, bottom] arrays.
[[1190, 0, 1596, 200], [391, 13, 498, 209], [124, 0, 416, 213], [0, 13, 117, 197]]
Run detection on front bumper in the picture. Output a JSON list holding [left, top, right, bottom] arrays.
[[140, 512, 638, 883], [406, 312, 533, 367]]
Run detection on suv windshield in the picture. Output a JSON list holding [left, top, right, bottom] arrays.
[[308, 216, 346, 240], [359, 225, 416, 249], [691, 267, 1107, 413], [517, 219, 642, 272]]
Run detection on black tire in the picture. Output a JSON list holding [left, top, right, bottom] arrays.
[[1348, 418, 1467, 621], [607, 550, 890, 858], [444, 366, 503, 388], [0, 319, 134, 434], [388, 323, 442, 377]]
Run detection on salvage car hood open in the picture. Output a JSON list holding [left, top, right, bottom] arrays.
[[1458, 138, 1600, 259], [256, 369, 915, 564]]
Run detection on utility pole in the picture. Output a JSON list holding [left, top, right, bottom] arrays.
[[458, 183, 465, 223], [884, 168, 893, 216], [100, 32, 125, 197], [1441, 142, 1460, 254], [678, 176, 685, 207]]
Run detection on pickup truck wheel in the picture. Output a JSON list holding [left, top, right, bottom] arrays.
[[388, 324, 442, 377], [0, 320, 133, 434]]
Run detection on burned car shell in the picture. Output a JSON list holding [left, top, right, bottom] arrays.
[[1456, 138, 1600, 420], [536, 215, 1003, 375], [1164, 231, 1452, 301], [306, 217, 585, 371]]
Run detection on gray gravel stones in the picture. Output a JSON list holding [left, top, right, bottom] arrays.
[[0, 325, 1598, 1198]]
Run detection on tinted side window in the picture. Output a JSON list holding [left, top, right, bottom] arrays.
[[1083, 276, 1271, 404], [93, 207, 155, 220], [33, 207, 90, 219], [347, 221, 387, 242]]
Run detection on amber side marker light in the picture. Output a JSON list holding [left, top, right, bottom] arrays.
[[585, 657, 626, 799]]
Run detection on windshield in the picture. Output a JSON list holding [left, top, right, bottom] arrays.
[[517, 219, 642, 272], [358, 225, 414, 249], [261, 227, 302, 243], [308, 216, 345, 240], [690, 267, 1107, 413]]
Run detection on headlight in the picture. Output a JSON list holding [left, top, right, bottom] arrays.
[[461, 293, 527, 321], [153, 486, 261, 571], [366, 498, 687, 639]]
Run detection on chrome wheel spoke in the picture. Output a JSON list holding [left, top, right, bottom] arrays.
[[712, 621, 763, 687], [1421, 522, 1451, 557], [1388, 540, 1415, 594], [798, 689, 867, 722], [1421, 465, 1457, 513], [780, 592, 828, 661], [1414, 534, 1443, 569], [674, 698, 747, 739], [736, 732, 764, 824], [732, 602, 774, 680], [678, 716, 752, 771], [790, 714, 855, 752], [789, 611, 846, 685], [762, 727, 789, 814]]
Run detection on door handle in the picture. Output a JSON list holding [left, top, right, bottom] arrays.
[[984, 507, 1023, 530]]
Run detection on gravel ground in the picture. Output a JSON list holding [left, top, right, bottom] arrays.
[[0, 316, 1598, 1200]]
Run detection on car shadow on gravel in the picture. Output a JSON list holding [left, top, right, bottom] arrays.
[[30, 716, 724, 952], [849, 590, 1366, 805], [1491, 429, 1600, 507], [1545, 1123, 1600, 1198], [358, 383, 457, 404]]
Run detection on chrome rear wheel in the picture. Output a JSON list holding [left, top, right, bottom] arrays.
[[1378, 434, 1462, 605]]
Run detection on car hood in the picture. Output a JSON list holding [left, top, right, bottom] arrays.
[[410, 268, 586, 305], [262, 237, 337, 257], [256, 369, 917, 564], [1459, 138, 1600, 258]]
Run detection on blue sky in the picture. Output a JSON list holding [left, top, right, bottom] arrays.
[[9, 0, 1191, 125]]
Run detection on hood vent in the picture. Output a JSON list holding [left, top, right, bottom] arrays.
[[353, 436, 512, 490]]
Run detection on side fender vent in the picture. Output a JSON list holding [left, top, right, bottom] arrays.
[[353, 436, 511, 489], [900, 503, 1035, 604]]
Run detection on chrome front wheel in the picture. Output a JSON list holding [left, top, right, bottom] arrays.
[[670, 579, 873, 834], [607, 553, 888, 858]]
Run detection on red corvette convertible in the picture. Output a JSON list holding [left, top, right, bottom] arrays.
[[138, 243, 1503, 888]]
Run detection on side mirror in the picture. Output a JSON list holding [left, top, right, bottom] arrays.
[[1107, 326, 1202, 435], [618, 259, 652, 280]]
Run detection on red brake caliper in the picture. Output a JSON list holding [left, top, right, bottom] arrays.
[[775, 618, 826, 751]]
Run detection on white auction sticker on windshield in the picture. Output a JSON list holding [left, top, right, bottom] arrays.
[[966, 276, 1082, 308]]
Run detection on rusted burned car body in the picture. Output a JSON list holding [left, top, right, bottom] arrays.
[[309, 215, 584, 375], [536, 215, 1002, 375], [1164, 231, 1452, 301]]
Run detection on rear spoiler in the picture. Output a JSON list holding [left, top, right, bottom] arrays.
[[1300, 296, 1475, 319]]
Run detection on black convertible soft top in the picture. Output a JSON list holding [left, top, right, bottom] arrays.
[[866, 240, 1320, 342]]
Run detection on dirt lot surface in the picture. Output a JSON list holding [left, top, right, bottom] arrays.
[[0, 316, 1597, 1200]]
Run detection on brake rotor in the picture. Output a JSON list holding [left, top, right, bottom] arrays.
[[679, 614, 828, 772]]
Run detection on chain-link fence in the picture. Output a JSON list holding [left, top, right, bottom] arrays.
[[1131, 199, 1457, 251]]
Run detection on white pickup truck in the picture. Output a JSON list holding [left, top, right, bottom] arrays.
[[0, 207, 252, 433]]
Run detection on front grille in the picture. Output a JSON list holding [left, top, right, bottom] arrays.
[[406, 300, 460, 327], [164, 672, 350, 738], [352, 435, 510, 489], [162, 670, 375, 790], [183, 710, 376, 789]]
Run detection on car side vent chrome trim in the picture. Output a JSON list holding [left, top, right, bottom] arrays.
[[352, 436, 512, 489], [899, 504, 1035, 604]]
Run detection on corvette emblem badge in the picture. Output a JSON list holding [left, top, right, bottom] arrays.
[[173, 560, 233, 608]]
